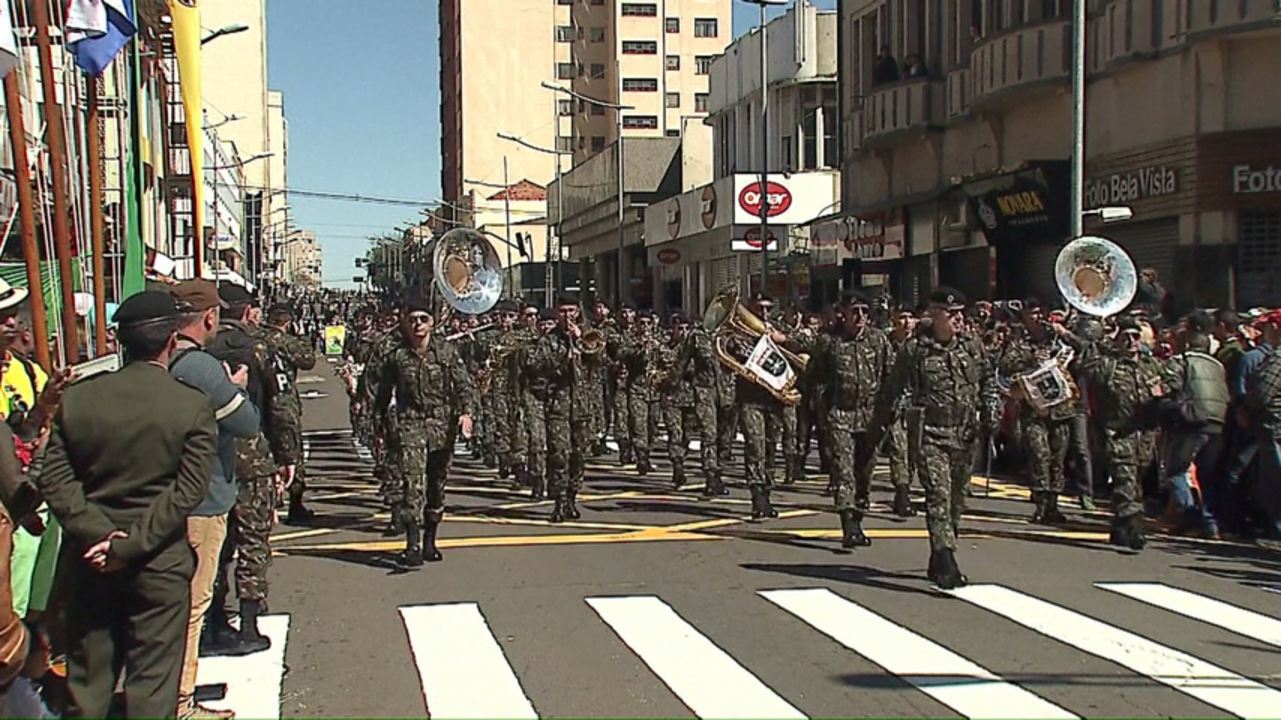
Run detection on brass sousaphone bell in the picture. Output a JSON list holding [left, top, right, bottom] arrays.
[[703, 284, 807, 405], [433, 228, 503, 315], [1055, 235, 1138, 317]]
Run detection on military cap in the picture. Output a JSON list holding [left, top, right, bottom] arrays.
[[113, 290, 181, 327], [171, 279, 229, 312], [218, 284, 258, 308], [1115, 315, 1141, 332], [843, 289, 873, 306], [538, 307, 556, 321], [494, 300, 518, 313], [556, 293, 579, 307], [1021, 296, 1043, 311], [669, 313, 690, 325], [267, 302, 298, 320], [926, 287, 967, 308]]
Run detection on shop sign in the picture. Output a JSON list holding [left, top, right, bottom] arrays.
[[731, 226, 779, 252], [656, 247, 681, 264], [738, 181, 792, 219], [700, 185, 718, 229], [965, 162, 1069, 244], [1085, 166, 1179, 206], [1232, 164, 1281, 194], [665, 198, 681, 238]]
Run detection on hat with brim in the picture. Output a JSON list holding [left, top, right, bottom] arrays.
[[0, 279, 30, 312]]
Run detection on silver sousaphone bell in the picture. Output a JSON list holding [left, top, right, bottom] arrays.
[[432, 228, 503, 315], [1054, 235, 1138, 318]]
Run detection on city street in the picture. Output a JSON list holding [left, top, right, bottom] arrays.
[[195, 363, 1281, 719]]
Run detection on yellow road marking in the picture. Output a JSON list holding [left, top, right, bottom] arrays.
[[271, 527, 341, 543], [279, 529, 723, 554], [759, 527, 1112, 541]]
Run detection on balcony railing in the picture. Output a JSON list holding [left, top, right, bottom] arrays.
[[860, 78, 940, 145], [1184, 0, 1279, 36], [945, 68, 970, 119], [1094, 0, 1279, 70], [970, 18, 1071, 107]]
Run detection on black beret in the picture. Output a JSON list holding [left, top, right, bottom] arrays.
[[1115, 315, 1141, 332], [538, 307, 556, 321], [219, 284, 257, 307], [401, 293, 431, 313], [844, 289, 873, 306], [927, 287, 967, 308], [669, 313, 689, 325], [113, 291, 180, 327], [556, 293, 579, 307], [494, 301, 518, 313], [267, 302, 296, 318]]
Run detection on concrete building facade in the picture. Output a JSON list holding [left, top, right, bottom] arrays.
[[831, 0, 1281, 309], [283, 230, 322, 288]]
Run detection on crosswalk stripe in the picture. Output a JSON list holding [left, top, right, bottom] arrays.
[[1097, 583, 1281, 648], [586, 596, 805, 719], [195, 614, 290, 720], [951, 584, 1281, 719], [399, 603, 537, 719], [760, 588, 1075, 720]]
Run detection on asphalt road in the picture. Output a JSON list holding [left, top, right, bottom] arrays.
[[196, 361, 1281, 720]]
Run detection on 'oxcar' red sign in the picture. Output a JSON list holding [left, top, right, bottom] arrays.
[[738, 182, 792, 218], [656, 248, 682, 264]]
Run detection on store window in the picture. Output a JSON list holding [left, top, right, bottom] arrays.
[[1239, 211, 1281, 307]]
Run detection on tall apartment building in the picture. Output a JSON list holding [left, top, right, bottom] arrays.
[[569, 0, 732, 165], [439, 0, 572, 212], [833, 0, 1281, 308]]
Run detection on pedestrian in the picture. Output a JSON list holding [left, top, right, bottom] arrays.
[[1159, 330, 1229, 538], [37, 291, 217, 718]]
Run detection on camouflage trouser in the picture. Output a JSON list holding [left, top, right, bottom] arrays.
[[797, 400, 817, 466], [509, 386, 528, 467], [614, 379, 634, 457], [547, 403, 590, 499], [602, 376, 617, 439], [1024, 416, 1071, 494], [917, 430, 974, 552], [717, 402, 739, 469], [680, 388, 721, 479], [812, 398, 833, 473], [489, 386, 513, 466], [279, 427, 306, 499], [1104, 431, 1143, 519], [379, 433, 405, 510], [232, 474, 275, 602], [586, 373, 606, 442], [399, 436, 454, 519], [885, 415, 914, 488], [831, 419, 877, 511], [741, 402, 782, 489], [525, 391, 548, 484], [627, 387, 651, 463]]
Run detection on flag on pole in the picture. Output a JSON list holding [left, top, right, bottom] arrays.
[[65, 0, 137, 76], [120, 1, 146, 297], [0, 1, 19, 78], [167, 0, 203, 263]]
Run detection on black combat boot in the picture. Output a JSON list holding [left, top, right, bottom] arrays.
[[1042, 493, 1068, 524], [672, 465, 686, 489], [1030, 492, 1047, 524], [565, 490, 582, 520], [382, 506, 405, 537], [764, 488, 780, 518], [198, 603, 238, 657], [854, 493, 870, 511], [749, 486, 769, 521], [839, 509, 871, 548], [933, 549, 968, 590], [1126, 514, 1147, 551], [497, 460, 511, 480], [423, 508, 444, 562], [620, 445, 634, 465], [286, 494, 314, 525], [893, 485, 915, 517], [513, 463, 529, 489], [702, 472, 721, 498], [550, 498, 567, 524], [226, 600, 272, 656], [400, 519, 424, 569], [927, 550, 942, 583], [637, 457, 652, 475]]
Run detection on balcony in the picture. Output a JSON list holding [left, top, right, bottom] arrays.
[[859, 78, 941, 147], [1184, 0, 1280, 38], [945, 68, 970, 120], [970, 19, 1071, 109]]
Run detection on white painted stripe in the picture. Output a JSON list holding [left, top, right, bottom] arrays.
[[303, 438, 310, 463], [951, 584, 1281, 719], [586, 596, 804, 719], [1098, 583, 1281, 648], [760, 588, 1074, 720], [195, 614, 290, 720], [399, 603, 537, 719]]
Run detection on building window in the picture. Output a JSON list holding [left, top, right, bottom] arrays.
[[556, 25, 574, 43], [621, 3, 658, 17], [665, 56, 681, 72], [590, 63, 606, 79], [694, 92, 708, 112], [558, 99, 574, 116], [592, 136, 606, 153], [623, 115, 659, 129], [557, 136, 575, 153], [591, 26, 606, 43], [622, 40, 658, 55], [557, 62, 575, 80], [591, 104, 605, 116], [694, 18, 719, 38], [665, 17, 680, 33], [666, 129, 681, 137], [695, 55, 713, 74], [665, 92, 680, 108], [623, 78, 659, 92]]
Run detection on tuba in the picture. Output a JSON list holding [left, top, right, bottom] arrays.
[[433, 228, 503, 315], [578, 328, 606, 355], [1055, 235, 1137, 318], [703, 285, 806, 406]]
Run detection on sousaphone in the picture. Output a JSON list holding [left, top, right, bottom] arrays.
[[1055, 235, 1137, 318], [433, 228, 503, 315]]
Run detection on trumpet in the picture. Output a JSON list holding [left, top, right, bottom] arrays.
[[568, 319, 606, 355], [444, 322, 495, 342]]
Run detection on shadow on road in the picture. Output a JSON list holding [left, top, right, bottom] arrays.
[[742, 562, 937, 597]]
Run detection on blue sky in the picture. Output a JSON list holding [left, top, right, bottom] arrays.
[[266, 0, 836, 289]]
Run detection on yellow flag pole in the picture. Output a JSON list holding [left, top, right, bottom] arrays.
[[168, 0, 203, 278]]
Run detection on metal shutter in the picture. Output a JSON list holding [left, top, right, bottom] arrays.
[[1104, 218, 1179, 290], [1238, 212, 1281, 308], [710, 256, 738, 294]]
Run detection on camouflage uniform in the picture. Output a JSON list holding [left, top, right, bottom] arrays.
[[583, 318, 614, 450], [526, 329, 591, 510], [618, 329, 659, 469], [373, 334, 476, 522], [606, 323, 635, 462], [883, 330, 917, 492], [486, 325, 523, 475], [508, 325, 539, 485], [795, 327, 894, 512], [361, 329, 404, 509], [1079, 344, 1163, 524], [998, 324, 1076, 518], [520, 330, 552, 497], [259, 324, 317, 504], [671, 327, 725, 493], [886, 332, 996, 553]]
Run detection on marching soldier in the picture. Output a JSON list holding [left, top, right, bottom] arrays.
[[586, 300, 614, 455], [738, 294, 786, 520], [777, 291, 892, 547], [511, 303, 541, 493], [259, 303, 318, 524], [607, 305, 638, 464], [657, 315, 694, 489], [884, 306, 919, 516], [371, 297, 476, 567], [526, 298, 593, 522], [998, 299, 1074, 524], [672, 314, 728, 497], [360, 309, 407, 533], [486, 302, 521, 479], [882, 288, 998, 588], [618, 311, 660, 474]]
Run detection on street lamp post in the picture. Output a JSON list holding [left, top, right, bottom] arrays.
[[740, 0, 790, 296], [1070, 0, 1086, 239], [495, 132, 572, 306], [541, 81, 633, 305]]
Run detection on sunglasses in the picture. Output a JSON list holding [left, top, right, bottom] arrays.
[[407, 314, 432, 325], [848, 305, 869, 315]]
